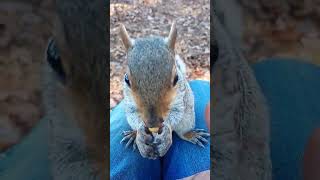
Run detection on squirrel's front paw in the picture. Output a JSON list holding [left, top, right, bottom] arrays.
[[135, 124, 172, 159], [181, 129, 210, 148], [152, 124, 172, 157], [136, 127, 159, 159], [120, 130, 137, 150]]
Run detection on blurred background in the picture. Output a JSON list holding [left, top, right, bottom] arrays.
[[0, 0, 54, 152], [217, 0, 320, 64], [244, 0, 320, 64]]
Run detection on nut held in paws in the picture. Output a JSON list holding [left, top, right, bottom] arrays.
[[148, 127, 159, 133]]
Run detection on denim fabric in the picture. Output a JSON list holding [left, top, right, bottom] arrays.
[[252, 59, 320, 180], [0, 118, 50, 180], [110, 80, 210, 180]]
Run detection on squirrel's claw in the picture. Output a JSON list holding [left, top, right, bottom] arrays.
[[196, 134, 209, 143], [120, 134, 131, 144], [194, 129, 208, 132], [181, 128, 210, 148], [120, 130, 137, 149], [133, 139, 137, 151], [125, 136, 135, 148], [191, 138, 205, 148], [122, 130, 134, 136], [194, 129, 210, 137]]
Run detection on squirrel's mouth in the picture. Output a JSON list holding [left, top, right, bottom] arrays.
[[148, 127, 159, 133], [145, 123, 164, 135]]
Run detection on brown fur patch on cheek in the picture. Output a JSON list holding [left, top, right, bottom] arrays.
[[131, 88, 148, 124], [65, 88, 106, 166], [156, 87, 176, 119], [64, 88, 89, 127]]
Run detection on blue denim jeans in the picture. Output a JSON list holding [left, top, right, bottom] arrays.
[[110, 80, 211, 180], [252, 59, 320, 180]]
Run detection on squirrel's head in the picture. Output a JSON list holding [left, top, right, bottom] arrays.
[[44, 15, 107, 167], [120, 22, 179, 128]]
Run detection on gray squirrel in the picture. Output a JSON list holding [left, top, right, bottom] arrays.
[[119, 22, 210, 159], [42, 0, 107, 178]]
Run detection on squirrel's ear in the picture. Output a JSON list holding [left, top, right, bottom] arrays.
[[165, 21, 177, 51], [119, 24, 134, 51]]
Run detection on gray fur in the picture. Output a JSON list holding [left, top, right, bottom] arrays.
[[42, 61, 100, 180], [127, 36, 175, 106], [124, 53, 194, 134], [122, 24, 208, 159], [211, 11, 272, 180], [214, 0, 244, 50], [165, 64, 195, 136]]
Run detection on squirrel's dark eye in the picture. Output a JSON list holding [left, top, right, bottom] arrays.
[[173, 74, 178, 86], [46, 39, 66, 83], [125, 73, 130, 87]]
